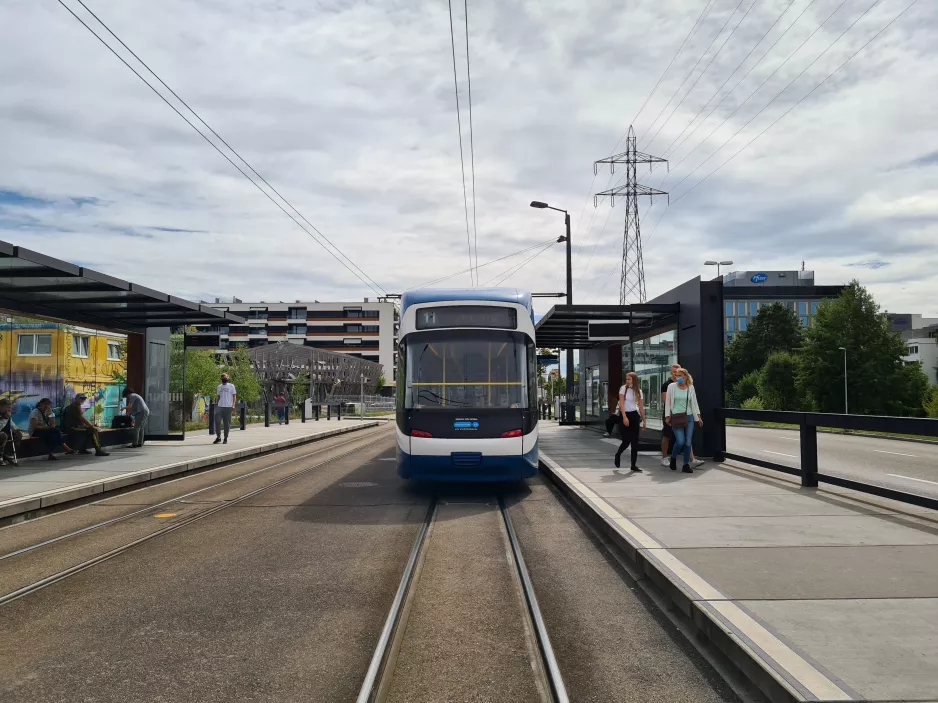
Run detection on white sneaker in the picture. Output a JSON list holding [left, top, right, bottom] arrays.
[[691, 459, 705, 468], [660, 457, 670, 467], [602, 432, 610, 438]]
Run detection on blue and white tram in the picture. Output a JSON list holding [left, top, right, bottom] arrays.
[[396, 288, 539, 481]]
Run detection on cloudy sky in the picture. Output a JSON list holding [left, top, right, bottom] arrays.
[[1, 0, 936, 315]]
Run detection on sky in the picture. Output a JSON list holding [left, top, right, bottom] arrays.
[[1, 0, 936, 316]]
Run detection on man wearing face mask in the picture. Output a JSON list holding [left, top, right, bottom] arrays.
[[213, 373, 237, 445]]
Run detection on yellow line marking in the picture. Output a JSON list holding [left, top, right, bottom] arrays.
[[153, 513, 177, 519]]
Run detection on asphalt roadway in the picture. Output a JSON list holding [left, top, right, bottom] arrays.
[[0, 423, 742, 703], [726, 425, 938, 499]]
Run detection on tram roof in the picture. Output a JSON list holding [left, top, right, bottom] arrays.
[[401, 288, 534, 318]]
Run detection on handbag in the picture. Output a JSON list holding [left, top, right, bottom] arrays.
[[670, 388, 689, 429]]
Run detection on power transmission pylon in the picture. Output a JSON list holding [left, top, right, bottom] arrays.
[[594, 126, 668, 304]]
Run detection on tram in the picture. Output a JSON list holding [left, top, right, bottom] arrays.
[[395, 288, 539, 481]]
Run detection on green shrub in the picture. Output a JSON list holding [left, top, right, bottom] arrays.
[[741, 396, 764, 410]]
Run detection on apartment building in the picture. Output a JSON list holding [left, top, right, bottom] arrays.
[[200, 299, 398, 383]]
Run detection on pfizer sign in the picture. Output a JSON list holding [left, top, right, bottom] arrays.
[[751, 273, 768, 284]]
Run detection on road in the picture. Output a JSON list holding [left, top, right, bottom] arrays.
[[0, 424, 741, 703], [726, 425, 938, 499]]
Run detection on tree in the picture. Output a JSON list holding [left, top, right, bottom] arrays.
[[725, 303, 804, 389], [730, 370, 762, 408], [291, 371, 310, 407], [758, 352, 806, 411], [798, 282, 929, 416], [169, 335, 221, 406], [924, 387, 938, 419], [375, 375, 386, 393], [222, 349, 262, 403]]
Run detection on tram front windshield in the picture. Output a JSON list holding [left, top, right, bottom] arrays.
[[405, 331, 532, 410]]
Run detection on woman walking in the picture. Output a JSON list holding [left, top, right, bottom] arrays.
[[665, 368, 703, 473], [614, 371, 646, 472]]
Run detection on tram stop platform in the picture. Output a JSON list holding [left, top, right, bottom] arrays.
[[0, 419, 381, 522], [537, 423, 938, 703]]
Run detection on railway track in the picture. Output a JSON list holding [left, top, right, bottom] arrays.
[[357, 496, 569, 703], [0, 426, 386, 607]]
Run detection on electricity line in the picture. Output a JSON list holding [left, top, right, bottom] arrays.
[[669, 0, 845, 177], [643, 0, 754, 152], [447, 0, 476, 286], [661, 0, 798, 159], [463, 0, 479, 286], [642, 0, 917, 242], [637, 0, 722, 146], [59, 0, 387, 297], [669, 0, 884, 195], [670, 0, 920, 207]]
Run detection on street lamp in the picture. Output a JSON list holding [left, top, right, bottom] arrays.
[[838, 347, 848, 415], [530, 200, 574, 423], [705, 260, 734, 277]]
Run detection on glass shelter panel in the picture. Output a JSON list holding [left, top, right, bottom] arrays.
[[625, 328, 677, 432]]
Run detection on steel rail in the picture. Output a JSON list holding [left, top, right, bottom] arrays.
[[0, 426, 384, 562], [0, 438, 381, 607], [500, 497, 570, 703], [355, 500, 437, 703]]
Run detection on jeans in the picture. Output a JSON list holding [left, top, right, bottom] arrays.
[[671, 421, 695, 466], [66, 426, 102, 452], [216, 407, 233, 439], [133, 411, 149, 446]]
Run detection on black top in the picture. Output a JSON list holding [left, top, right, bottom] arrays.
[[660, 380, 671, 418], [62, 403, 84, 431]]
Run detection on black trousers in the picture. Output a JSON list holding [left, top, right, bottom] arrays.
[[605, 415, 620, 435], [615, 411, 642, 468]]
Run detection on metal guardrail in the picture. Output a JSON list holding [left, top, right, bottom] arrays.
[[717, 408, 938, 511]]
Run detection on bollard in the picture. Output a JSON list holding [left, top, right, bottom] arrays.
[[264, 402, 270, 428], [208, 400, 215, 435], [327, 404, 331, 421], [285, 404, 290, 425], [315, 404, 320, 421], [301, 402, 306, 423], [337, 404, 342, 421], [239, 403, 247, 431]]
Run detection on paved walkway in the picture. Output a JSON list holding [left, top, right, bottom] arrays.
[[0, 419, 379, 520], [539, 424, 938, 703]]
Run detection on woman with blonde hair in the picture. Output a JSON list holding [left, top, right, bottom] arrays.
[[614, 371, 646, 471], [664, 367, 703, 473]]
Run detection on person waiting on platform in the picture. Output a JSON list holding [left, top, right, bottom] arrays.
[[122, 388, 150, 448], [29, 397, 74, 460], [0, 399, 23, 465], [62, 393, 110, 457], [665, 368, 703, 474], [614, 372, 646, 472]]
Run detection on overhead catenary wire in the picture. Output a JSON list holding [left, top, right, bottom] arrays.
[[407, 237, 559, 289], [58, 0, 387, 297], [463, 0, 479, 286], [483, 241, 557, 287], [447, 0, 476, 287]]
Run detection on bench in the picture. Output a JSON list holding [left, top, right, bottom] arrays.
[[8, 427, 134, 460]]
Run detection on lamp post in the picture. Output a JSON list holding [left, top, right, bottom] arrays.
[[838, 346, 848, 415], [704, 260, 734, 278], [531, 200, 574, 423]]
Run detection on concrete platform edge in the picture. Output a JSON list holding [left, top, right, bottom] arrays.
[[538, 454, 845, 703], [0, 422, 379, 522]]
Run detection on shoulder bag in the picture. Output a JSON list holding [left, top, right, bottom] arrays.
[[670, 389, 689, 429]]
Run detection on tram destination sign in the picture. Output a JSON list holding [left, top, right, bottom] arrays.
[[417, 306, 517, 330]]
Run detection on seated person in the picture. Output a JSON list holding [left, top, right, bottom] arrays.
[[0, 399, 23, 466], [29, 398, 74, 461], [62, 393, 110, 457]]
